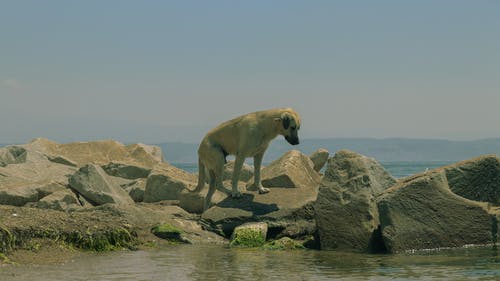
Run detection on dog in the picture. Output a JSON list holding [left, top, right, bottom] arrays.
[[192, 108, 301, 211]]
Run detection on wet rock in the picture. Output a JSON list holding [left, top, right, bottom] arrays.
[[230, 222, 268, 247], [68, 164, 135, 206], [377, 171, 493, 253], [309, 148, 329, 172], [143, 164, 196, 203], [314, 150, 396, 252], [443, 155, 500, 205], [246, 150, 321, 190]]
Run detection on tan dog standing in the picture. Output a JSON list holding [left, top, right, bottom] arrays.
[[193, 108, 301, 211]]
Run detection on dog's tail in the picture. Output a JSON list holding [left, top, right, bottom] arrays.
[[192, 158, 206, 193]]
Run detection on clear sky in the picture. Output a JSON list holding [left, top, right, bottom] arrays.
[[1, 0, 499, 143]]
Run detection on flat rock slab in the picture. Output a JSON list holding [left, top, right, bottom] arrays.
[[201, 184, 318, 238]]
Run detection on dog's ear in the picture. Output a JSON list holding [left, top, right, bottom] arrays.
[[281, 113, 291, 130]]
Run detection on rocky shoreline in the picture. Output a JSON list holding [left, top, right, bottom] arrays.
[[0, 138, 498, 264]]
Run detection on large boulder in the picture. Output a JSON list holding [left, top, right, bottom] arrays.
[[309, 148, 329, 172], [246, 150, 321, 190], [68, 164, 135, 206], [143, 164, 197, 203], [443, 155, 500, 205], [314, 150, 396, 252], [377, 170, 493, 253]]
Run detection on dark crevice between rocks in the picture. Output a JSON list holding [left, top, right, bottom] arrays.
[[368, 225, 388, 254]]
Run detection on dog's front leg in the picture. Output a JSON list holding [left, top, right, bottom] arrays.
[[231, 155, 244, 198], [253, 152, 270, 194]]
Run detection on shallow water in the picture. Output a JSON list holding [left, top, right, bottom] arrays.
[[1, 244, 498, 281]]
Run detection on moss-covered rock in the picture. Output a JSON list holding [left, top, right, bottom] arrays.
[[263, 237, 305, 250], [230, 222, 267, 248], [151, 223, 189, 243]]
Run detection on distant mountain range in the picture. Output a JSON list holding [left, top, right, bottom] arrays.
[[156, 138, 500, 164]]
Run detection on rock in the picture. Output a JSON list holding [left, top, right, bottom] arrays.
[[33, 189, 83, 211], [0, 181, 68, 207], [309, 148, 329, 172], [377, 170, 493, 253], [121, 178, 147, 203], [201, 179, 318, 239], [443, 155, 500, 205], [263, 237, 306, 250], [178, 181, 231, 214], [27, 138, 163, 168], [151, 223, 190, 243], [143, 164, 196, 203], [46, 155, 77, 167], [102, 162, 151, 179], [0, 146, 28, 166], [230, 222, 268, 247], [246, 150, 321, 190], [68, 164, 135, 206], [314, 150, 396, 252], [222, 160, 254, 182], [0, 146, 76, 190]]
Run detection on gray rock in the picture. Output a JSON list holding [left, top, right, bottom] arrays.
[[443, 155, 500, 205], [223, 161, 254, 182], [246, 150, 321, 190], [143, 164, 196, 203], [121, 178, 147, 202], [179, 180, 236, 214], [0, 181, 67, 207], [377, 170, 493, 253], [0, 146, 27, 166], [309, 148, 329, 172], [34, 189, 84, 211], [314, 150, 396, 252], [68, 164, 134, 206], [201, 182, 318, 238], [102, 162, 152, 179]]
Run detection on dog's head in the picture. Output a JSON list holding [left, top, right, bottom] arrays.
[[275, 109, 301, 145]]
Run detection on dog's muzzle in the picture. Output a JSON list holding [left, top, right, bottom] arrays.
[[285, 136, 300, 145]]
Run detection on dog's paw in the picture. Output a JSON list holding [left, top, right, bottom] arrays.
[[258, 187, 270, 194]]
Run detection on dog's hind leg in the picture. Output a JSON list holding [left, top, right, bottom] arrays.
[[192, 158, 206, 193], [204, 170, 216, 211]]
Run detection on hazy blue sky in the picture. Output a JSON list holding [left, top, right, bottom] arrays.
[[1, 0, 499, 143]]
